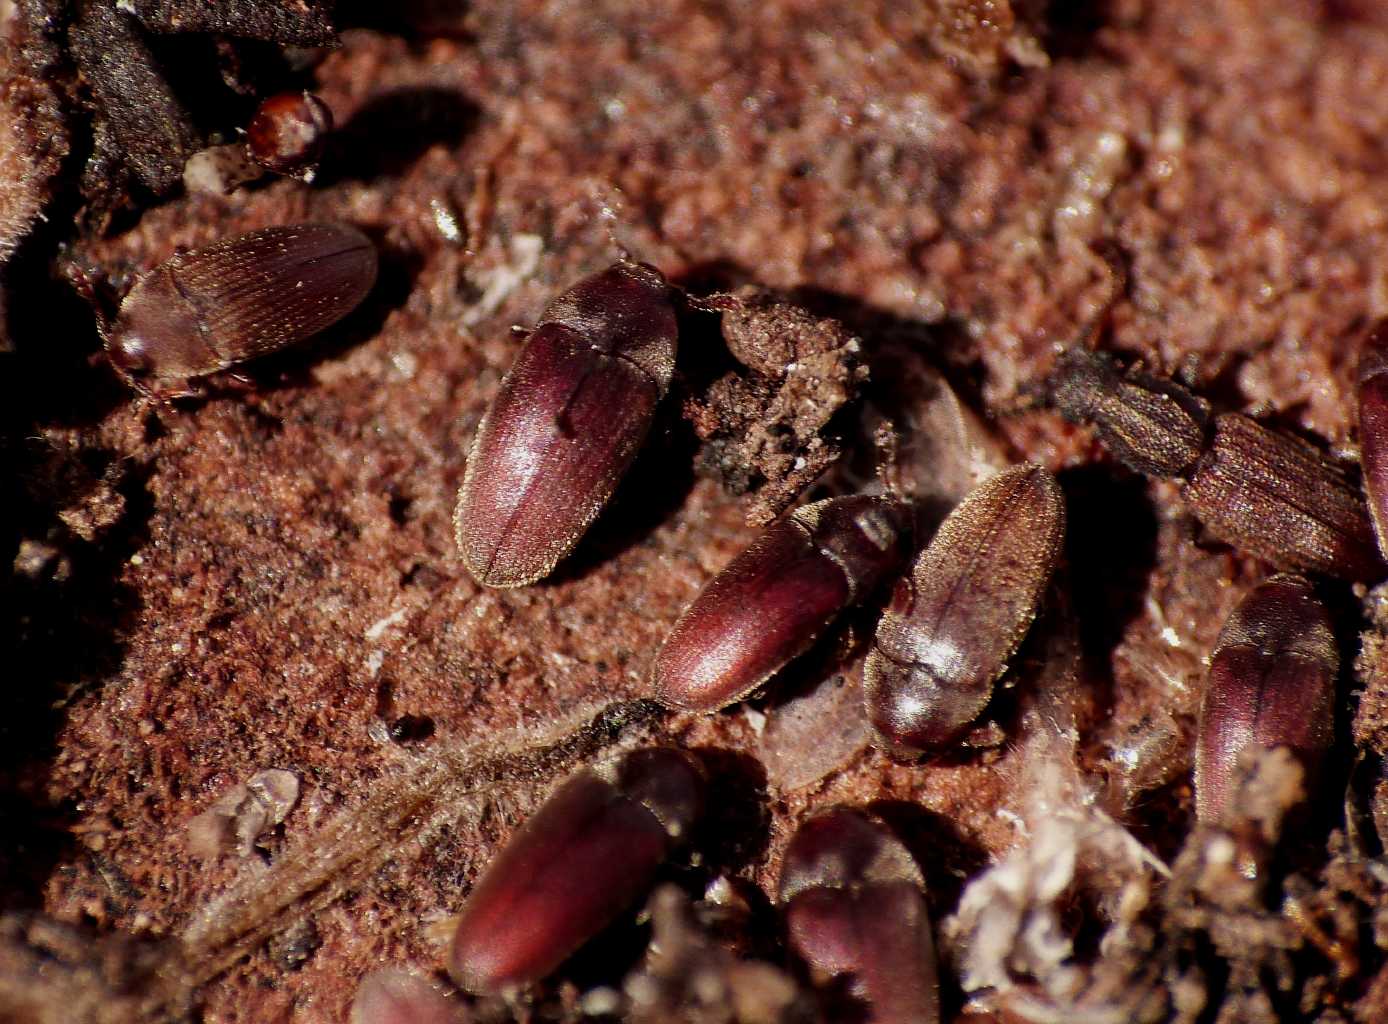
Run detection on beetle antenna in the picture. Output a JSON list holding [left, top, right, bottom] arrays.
[[873, 418, 904, 498], [1078, 238, 1128, 351]]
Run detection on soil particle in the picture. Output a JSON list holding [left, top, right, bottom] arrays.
[[684, 288, 866, 525]]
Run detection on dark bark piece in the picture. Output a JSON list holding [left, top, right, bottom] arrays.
[[69, 0, 200, 197], [127, 0, 337, 46]]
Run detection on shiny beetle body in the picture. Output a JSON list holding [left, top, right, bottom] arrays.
[[448, 747, 704, 995], [454, 261, 678, 588], [1195, 574, 1337, 822], [864, 464, 1064, 756], [1357, 319, 1388, 559], [105, 223, 377, 399], [246, 91, 333, 179], [1051, 348, 1382, 581], [653, 494, 911, 713], [778, 808, 939, 1024]]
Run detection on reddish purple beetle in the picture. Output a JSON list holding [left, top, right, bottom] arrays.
[[652, 494, 912, 713], [448, 747, 704, 995], [104, 223, 377, 400], [454, 261, 678, 588], [1195, 573, 1337, 822], [778, 808, 940, 1024], [864, 463, 1065, 757]]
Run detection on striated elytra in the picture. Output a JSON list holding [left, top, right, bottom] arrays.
[[448, 747, 704, 995], [653, 494, 912, 713], [454, 261, 678, 588], [105, 223, 378, 400], [778, 808, 940, 1024], [1194, 573, 1337, 822], [863, 464, 1065, 756]]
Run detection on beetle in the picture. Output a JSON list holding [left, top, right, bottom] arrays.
[[448, 747, 704, 995], [246, 91, 333, 180], [453, 260, 678, 588], [1051, 347, 1382, 581], [652, 493, 912, 713], [1194, 573, 1337, 822], [1356, 319, 1388, 560], [863, 463, 1065, 757], [103, 222, 378, 400], [778, 807, 940, 1024]]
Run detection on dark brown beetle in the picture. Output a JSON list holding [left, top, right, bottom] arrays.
[[448, 747, 704, 995], [864, 464, 1065, 757], [652, 494, 912, 713], [1356, 319, 1388, 559], [1195, 573, 1337, 822], [351, 969, 467, 1024], [104, 223, 378, 400], [778, 808, 940, 1024], [454, 261, 678, 587], [1051, 348, 1382, 581], [246, 91, 333, 180]]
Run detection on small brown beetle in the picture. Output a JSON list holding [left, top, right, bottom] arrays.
[[864, 464, 1065, 757], [454, 260, 678, 587], [1048, 347, 1210, 478], [351, 969, 467, 1024], [1195, 573, 1337, 822], [448, 747, 704, 995], [778, 808, 940, 1024], [1051, 348, 1382, 581], [652, 494, 912, 713], [104, 223, 378, 400], [246, 91, 334, 180], [1183, 413, 1383, 582]]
